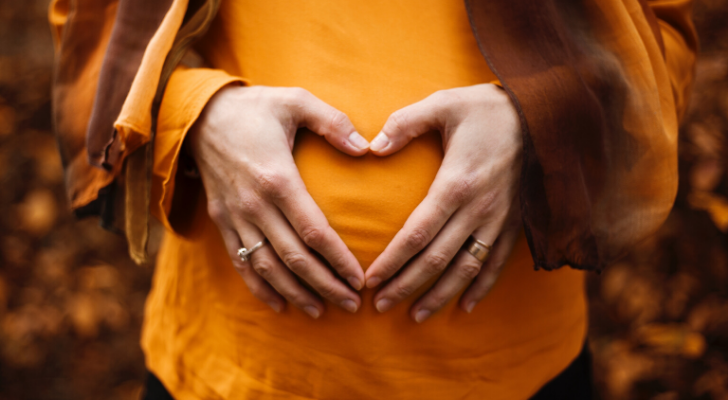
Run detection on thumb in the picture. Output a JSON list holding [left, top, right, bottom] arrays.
[[294, 89, 369, 157], [370, 94, 447, 156]]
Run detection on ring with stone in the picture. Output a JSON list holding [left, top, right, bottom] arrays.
[[237, 239, 266, 262]]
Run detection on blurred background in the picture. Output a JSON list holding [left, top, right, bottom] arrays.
[[0, 1, 727, 399]]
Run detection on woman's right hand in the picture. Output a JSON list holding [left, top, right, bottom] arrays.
[[187, 85, 370, 318]]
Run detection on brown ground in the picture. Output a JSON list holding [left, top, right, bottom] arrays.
[[1, 1, 727, 399]]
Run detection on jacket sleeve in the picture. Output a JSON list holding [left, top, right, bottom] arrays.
[[465, 0, 697, 271], [151, 66, 245, 234], [50, 0, 190, 216], [50, 0, 223, 262], [49, 0, 119, 215]]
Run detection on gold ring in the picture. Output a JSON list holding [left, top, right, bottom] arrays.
[[465, 236, 492, 263]]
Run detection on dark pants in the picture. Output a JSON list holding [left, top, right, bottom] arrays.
[[530, 343, 593, 400], [142, 344, 593, 400]]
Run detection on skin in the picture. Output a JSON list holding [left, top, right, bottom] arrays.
[[188, 83, 522, 322], [188, 85, 369, 319], [365, 83, 523, 323]]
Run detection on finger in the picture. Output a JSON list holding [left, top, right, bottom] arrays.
[[365, 180, 462, 288], [370, 91, 451, 156], [407, 223, 499, 322], [249, 203, 362, 313], [372, 207, 479, 313], [291, 88, 369, 156], [459, 221, 521, 314], [217, 225, 285, 313], [272, 179, 365, 291], [234, 220, 326, 319]]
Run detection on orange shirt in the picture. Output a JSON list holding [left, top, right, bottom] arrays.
[[144, 1, 587, 399]]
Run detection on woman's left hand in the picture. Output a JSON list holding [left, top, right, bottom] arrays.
[[364, 83, 523, 323]]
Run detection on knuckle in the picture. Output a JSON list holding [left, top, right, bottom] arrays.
[[457, 262, 482, 281], [427, 201, 449, 221], [428, 292, 448, 307], [301, 226, 327, 249], [422, 252, 450, 275], [231, 259, 249, 274], [393, 282, 414, 299], [281, 251, 308, 273], [315, 282, 338, 299], [404, 228, 430, 252], [327, 252, 350, 272], [287, 293, 310, 308], [252, 259, 275, 279], [446, 177, 476, 206], [388, 110, 410, 134], [254, 169, 289, 198], [206, 201, 226, 224], [325, 109, 349, 133], [237, 191, 263, 217], [284, 291, 306, 306]]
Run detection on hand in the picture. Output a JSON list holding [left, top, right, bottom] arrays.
[[188, 85, 370, 318], [364, 83, 523, 323]]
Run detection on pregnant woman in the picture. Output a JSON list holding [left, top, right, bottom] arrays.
[[51, 0, 697, 398]]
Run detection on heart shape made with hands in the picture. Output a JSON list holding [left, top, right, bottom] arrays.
[[291, 83, 521, 322], [195, 83, 519, 321]]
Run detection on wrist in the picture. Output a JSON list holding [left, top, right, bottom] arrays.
[[185, 83, 242, 162]]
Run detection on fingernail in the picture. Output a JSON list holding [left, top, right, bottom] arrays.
[[369, 132, 390, 152], [341, 299, 358, 313], [304, 306, 320, 319], [366, 276, 381, 288], [347, 276, 363, 291], [268, 301, 282, 313], [465, 301, 476, 314], [375, 298, 392, 313], [348, 132, 370, 150], [414, 309, 431, 323]]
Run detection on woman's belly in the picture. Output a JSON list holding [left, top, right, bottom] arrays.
[[150, 204, 588, 399], [294, 129, 443, 268], [147, 1, 588, 397]]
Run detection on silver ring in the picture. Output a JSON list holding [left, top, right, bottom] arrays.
[[237, 239, 266, 262]]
